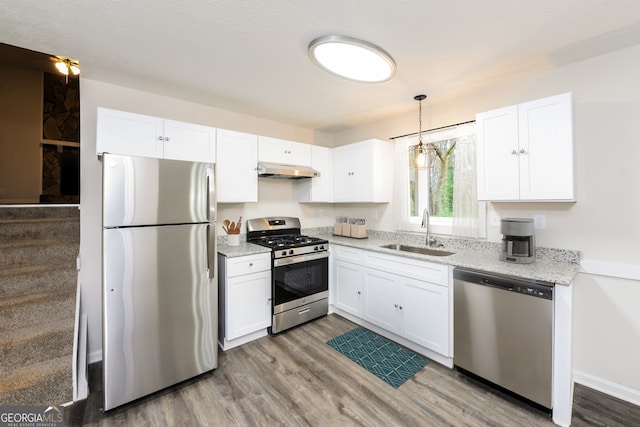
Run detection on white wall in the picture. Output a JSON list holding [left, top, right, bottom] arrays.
[[79, 79, 335, 362], [333, 44, 640, 401]]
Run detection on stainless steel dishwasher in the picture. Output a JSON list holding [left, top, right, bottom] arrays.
[[453, 267, 554, 410]]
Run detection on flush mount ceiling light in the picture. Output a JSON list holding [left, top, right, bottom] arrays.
[[308, 35, 396, 83]]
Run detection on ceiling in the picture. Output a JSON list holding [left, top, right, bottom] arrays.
[[1, 1, 640, 133]]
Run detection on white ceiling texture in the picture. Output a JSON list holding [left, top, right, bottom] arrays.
[[1, 1, 640, 133]]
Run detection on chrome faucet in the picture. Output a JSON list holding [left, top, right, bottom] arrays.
[[421, 208, 436, 247]]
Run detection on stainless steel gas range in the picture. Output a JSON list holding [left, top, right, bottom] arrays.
[[246, 217, 329, 334]]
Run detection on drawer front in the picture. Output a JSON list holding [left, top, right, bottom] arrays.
[[227, 253, 271, 277], [332, 244, 363, 263], [364, 251, 449, 286]]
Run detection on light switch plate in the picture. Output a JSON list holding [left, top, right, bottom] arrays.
[[533, 214, 547, 229], [489, 212, 501, 227]]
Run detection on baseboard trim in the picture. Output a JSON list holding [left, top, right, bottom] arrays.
[[573, 370, 640, 406]]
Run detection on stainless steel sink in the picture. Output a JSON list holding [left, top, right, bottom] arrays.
[[379, 244, 454, 257]]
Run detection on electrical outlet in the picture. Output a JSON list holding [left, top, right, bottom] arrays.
[[489, 212, 501, 227], [533, 214, 547, 229]]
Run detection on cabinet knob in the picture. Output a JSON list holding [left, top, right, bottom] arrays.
[[158, 136, 164, 141], [399, 305, 403, 310], [249, 263, 253, 267], [268, 298, 272, 302], [357, 290, 361, 295], [394, 304, 398, 308], [165, 137, 170, 142], [519, 148, 526, 154], [511, 149, 518, 155]]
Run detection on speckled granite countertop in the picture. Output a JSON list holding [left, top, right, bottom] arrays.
[[216, 230, 581, 286], [319, 231, 580, 286], [217, 241, 271, 258]]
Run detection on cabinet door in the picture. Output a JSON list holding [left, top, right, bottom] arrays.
[[364, 268, 400, 333], [332, 145, 354, 202], [349, 143, 374, 202], [399, 277, 449, 356], [216, 129, 258, 203], [518, 93, 573, 200], [294, 145, 333, 202], [334, 260, 363, 316], [332, 140, 392, 202], [476, 105, 520, 200], [226, 270, 271, 340], [163, 119, 216, 163], [97, 107, 164, 158], [258, 136, 311, 166]]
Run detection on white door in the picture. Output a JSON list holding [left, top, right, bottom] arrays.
[[226, 270, 271, 340], [518, 93, 574, 200], [333, 145, 354, 202], [216, 129, 258, 203], [400, 277, 449, 355], [476, 105, 520, 200], [334, 260, 363, 316], [97, 107, 164, 158], [163, 120, 216, 163], [258, 136, 311, 166], [364, 268, 399, 332]]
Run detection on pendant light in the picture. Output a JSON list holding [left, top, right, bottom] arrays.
[[410, 94, 435, 169]]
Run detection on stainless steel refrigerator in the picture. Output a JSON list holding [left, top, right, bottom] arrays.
[[102, 153, 217, 411]]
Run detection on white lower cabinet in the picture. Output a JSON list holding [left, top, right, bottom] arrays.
[[363, 268, 400, 333], [398, 276, 449, 354], [218, 252, 271, 350], [334, 259, 364, 317], [332, 244, 452, 362]]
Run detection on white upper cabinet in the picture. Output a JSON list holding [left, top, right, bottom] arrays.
[[216, 129, 258, 203], [476, 92, 574, 201], [333, 139, 393, 203], [258, 136, 312, 166], [163, 119, 216, 163], [294, 145, 333, 202], [96, 107, 216, 163], [96, 108, 164, 158]]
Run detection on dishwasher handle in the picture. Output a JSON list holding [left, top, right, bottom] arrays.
[[453, 267, 554, 300]]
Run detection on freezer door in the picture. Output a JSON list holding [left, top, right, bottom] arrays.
[[103, 153, 215, 227], [103, 223, 217, 410]]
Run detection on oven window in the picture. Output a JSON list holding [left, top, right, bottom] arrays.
[[273, 257, 328, 306]]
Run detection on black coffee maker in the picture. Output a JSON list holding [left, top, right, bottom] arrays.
[[499, 218, 535, 264]]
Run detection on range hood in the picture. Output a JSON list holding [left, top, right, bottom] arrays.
[[257, 162, 320, 179]]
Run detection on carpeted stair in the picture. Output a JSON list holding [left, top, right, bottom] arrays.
[[0, 206, 79, 406]]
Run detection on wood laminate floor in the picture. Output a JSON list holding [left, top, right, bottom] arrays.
[[67, 314, 640, 426]]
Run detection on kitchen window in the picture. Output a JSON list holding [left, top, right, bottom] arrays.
[[393, 122, 486, 238]]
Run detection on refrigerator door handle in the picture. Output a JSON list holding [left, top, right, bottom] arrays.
[[206, 166, 216, 223], [207, 224, 217, 280]]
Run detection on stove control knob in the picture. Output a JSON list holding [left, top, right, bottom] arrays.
[[289, 249, 294, 255], [281, 251, 287, 257], [313, 246, 319, 251], [319, 245, 325, 250]]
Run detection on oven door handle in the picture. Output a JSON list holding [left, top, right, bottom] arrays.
[[273, 251, 329, 267]]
